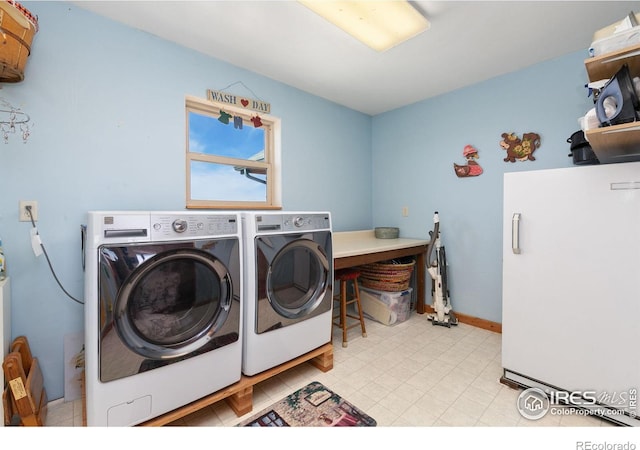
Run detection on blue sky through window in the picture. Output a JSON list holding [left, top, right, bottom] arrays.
[[188, 111, 264, 159], [188, 111, 267, 202], [190, 161, 266, 201]]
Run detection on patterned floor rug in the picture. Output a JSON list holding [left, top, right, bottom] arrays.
[[238, 381, 377, 427]]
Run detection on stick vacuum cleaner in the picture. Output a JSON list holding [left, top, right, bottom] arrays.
[[426, 211, 458, 327]]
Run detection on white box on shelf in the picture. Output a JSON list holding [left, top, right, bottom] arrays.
[[589, 25, 640, 57]]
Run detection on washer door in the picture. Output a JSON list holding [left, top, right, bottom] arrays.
[[98, 241, 239, 382], [116, 248, 231, 358], [255, 232, 332, 334]]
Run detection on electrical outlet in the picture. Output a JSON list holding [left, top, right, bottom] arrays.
[[402, 206, 409, 217], [19, 200, 38, 222]]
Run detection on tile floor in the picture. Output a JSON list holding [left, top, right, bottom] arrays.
[[45, 312, 613, 428]]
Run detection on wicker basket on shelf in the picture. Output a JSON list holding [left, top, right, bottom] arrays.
[[357, 258, 415, 292], [0, 0, 39, 82]]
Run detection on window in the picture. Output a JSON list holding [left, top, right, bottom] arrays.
[[185, 95, 281, 209]]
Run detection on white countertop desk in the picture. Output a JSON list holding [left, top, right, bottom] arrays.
[[332, 230, 429, 314]]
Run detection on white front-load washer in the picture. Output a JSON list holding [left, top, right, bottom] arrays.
[[241, 211, 333, 376], [84, 211, 242, 426]]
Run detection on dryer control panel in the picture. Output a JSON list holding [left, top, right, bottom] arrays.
[[255, 213, 331, 233], [150, 213, 238, 239]]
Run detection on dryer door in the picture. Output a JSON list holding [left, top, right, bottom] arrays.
[[255, 231, 332, 333], [98, 240, 239, 382]]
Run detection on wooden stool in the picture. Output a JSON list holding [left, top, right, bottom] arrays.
[[332, 269, 367, 348]]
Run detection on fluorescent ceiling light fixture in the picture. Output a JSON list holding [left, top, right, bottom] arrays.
[[299, 1, 429, 52]]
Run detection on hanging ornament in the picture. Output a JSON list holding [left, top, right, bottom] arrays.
[[453, 144, 483, 178], [251, 115, 263, 128], [0, 100, 32, 143], [500, 132, 541, 162], [218, 110, 232, 124]]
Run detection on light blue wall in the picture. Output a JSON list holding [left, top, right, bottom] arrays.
[[372, 51, 592, 323], [0, 1, 597, 402], [0, 2, 372, 400]]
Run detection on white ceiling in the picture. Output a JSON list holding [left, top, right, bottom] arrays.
[[72, 1, 640, 115]]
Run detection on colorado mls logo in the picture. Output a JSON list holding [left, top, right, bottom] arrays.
[[517, 387, 550, 420]]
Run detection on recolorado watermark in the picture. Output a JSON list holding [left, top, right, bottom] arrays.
[[576, 442, 636, 450], [516, 387, 638, 421]]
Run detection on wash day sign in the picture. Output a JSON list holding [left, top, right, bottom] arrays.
[[207, 89, 271, 113]]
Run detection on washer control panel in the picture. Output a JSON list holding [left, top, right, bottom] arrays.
[[255, 213, 331, 232], [150, 213, 238, 239]]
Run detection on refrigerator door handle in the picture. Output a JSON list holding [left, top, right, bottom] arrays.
[[512, 213, 521, 254]]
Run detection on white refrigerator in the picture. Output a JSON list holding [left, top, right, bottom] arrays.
[[502, 161, 640, 426]]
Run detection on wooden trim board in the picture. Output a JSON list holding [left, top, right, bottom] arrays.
[[139, 343, 333, 426], [421, 305, 502, 334]]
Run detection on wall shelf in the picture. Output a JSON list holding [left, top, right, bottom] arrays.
[[585, 122, 640, 164], [585, 43, 640, 81], [584, 43, 640, 163]]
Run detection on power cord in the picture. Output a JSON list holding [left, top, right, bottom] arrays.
[[25, 205, 84, 305]]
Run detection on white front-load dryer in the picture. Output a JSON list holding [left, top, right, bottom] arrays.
[[84, 211, 242, 426], [241, 211, 333, 376]]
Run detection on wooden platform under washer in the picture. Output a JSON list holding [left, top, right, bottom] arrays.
[[139, 342, 334, 426]]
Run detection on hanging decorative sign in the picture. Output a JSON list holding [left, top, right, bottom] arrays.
[[499, 132, 541, 162], [453, 145, 483, 178], [207, 89, 271, 114]]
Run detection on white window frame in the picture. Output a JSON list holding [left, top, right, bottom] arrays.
[[185, 95, 282, 209]]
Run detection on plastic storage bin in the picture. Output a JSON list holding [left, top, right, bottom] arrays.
[[359, 286, 412, 326]]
